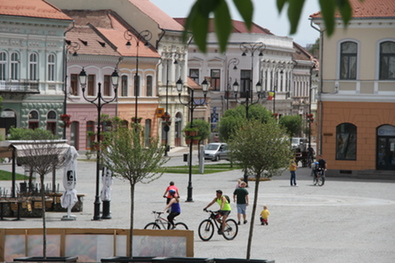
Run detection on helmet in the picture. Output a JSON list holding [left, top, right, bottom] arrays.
[[169, 189, 176, 195]]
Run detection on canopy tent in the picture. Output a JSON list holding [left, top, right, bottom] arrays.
[[0, 140, 69, 197]]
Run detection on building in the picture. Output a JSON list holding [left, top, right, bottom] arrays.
[[310, 0, 395, 176], [0, 0, 72, 138]]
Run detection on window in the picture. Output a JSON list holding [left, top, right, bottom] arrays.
[[29, 110, 39, 130], [146, 76, 153, 96], [103, 75, 110, 96], [336, 123, 357, 160], [47, 54, 55, 81], [11, 52, 19, 80], [340, 41, 357, 80], [134, 74, 140, 96], [189, 69, 199, 83], [70, 74, 78, 96], [29, 53, 38, 80], [210, 69, 220, 91], [46, 110, 56, 135], [0, 52, 6, 80], [88, 75, 95, 96], [240, 70, 251, 98], [121, 75, 128, 96], [379, 41, 395, 80]]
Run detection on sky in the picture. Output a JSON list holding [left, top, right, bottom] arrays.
[[150, 0, 321, 47]]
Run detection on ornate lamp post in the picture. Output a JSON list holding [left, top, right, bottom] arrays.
[[225, 58, 239, 110], [79, 68, 119, 221], [124, 29, 152, 123], [272, 63, 285, 116], [176, 77, 208, 202]]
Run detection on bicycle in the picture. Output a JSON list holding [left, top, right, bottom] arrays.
[[144, 211, 188, 230], [313, 168, 325, 186], [198, 209, 238, 241]]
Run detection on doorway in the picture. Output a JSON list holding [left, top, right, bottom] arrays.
[[377, 125, 395, 170]]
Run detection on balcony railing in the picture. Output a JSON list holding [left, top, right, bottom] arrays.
[[0, 80, 40, 94]]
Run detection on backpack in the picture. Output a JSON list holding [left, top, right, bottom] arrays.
[[224, 195, 231, 204]]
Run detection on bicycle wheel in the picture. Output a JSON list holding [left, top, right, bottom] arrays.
[[313, 176, 318, 185], [144, 222, 160, 229], [175, 222, 188, 230], [222, 219, 238, 240], [198, 219, 214, 241], [318, 176, 325, 186]]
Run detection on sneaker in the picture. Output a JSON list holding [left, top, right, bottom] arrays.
[[218, 230, 223, 235], [261, 222, 264, 225], [237, 221, 240, 225], [244, 220, 247, 224]]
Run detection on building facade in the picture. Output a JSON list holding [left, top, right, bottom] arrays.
[[311, 0, 395, 175]]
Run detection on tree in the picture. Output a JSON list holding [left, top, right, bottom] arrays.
[[184, 0, 356, 52], [102, 125, 168, 258], [219, 105, 274, 141], [227, 119, 292, 260], [184, 119, 210, 160], [279, 115, 303, 137], [18, 140, 68, 258]]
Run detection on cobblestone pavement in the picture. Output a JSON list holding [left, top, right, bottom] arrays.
[[1, 148, 394, 263]]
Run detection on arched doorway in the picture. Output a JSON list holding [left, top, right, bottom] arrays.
[[377, 125, 395, 170], [174, 112, 182, 146]]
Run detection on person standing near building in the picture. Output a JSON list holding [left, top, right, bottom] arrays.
[[317, 155, 327, 176], [163, 181, 179, 204], [233, 181, 249, 225], [290, 157, 298, 186]]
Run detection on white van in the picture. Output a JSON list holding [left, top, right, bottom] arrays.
[[291, 137, 307, 151]]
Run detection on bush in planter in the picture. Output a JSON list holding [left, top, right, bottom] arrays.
[[182, 127, 198, 137]]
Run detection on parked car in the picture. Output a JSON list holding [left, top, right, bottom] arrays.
[[204, 143, 228, 161]]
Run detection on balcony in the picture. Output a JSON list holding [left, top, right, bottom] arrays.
[[0, 80, 40, 94]]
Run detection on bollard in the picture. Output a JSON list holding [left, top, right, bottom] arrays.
[[101, 200, 111, 219]]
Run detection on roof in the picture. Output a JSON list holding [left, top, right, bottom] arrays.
[[64, 10, 160, 58], [0, 0, 72, 20], [310, 0, 395, 19], [128, 0, 184, 31], [173, 18, 273, 35], [293, 42, 313, 61]]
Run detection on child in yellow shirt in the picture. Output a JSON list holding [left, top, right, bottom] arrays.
[[260, 205, 270, 225]]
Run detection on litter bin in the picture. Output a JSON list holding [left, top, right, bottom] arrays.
[[183, 154, 189, 162]]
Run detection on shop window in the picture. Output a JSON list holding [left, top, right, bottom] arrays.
[[336, 123, 357, 160]]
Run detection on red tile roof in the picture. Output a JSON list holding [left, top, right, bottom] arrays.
[[0, 0, 71, 20], [174, 18, 273, 35], [129, 0, 184, 31], [310, 0, 395, 19]]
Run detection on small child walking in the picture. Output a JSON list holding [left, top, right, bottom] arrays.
[[260, 205, 270, 225]]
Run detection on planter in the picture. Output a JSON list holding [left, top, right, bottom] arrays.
[[192, 139, 200, 145], [185, 138, 191, 145], [14, 256, 78, 262]]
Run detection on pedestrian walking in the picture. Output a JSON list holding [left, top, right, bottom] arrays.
[[290, 157, 297, 186], [233, 181, 249, 225], [163, 181, 180, 204], [260, 205, 270, 225]]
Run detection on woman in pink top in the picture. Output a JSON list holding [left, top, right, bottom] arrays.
[[163, 181, 180, 204]]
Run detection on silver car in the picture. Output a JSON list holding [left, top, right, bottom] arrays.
[[204, 143, 228, 161]]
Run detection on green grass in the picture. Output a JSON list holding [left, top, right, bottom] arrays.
[[0, 170, 29, 180], [159, 163, 243, 174]]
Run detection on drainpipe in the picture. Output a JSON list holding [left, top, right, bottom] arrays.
[[310, 19, 324, 155]]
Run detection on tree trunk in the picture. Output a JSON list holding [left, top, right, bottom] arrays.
[[246, 174, 261, 260], [40, 174, 47, 259], [129, 183, 135, 258]]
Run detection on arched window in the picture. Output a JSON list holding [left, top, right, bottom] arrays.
[[379, 41, 395, 80], [29, 110, 39, 130], [0, 51, 6, 80], [340, 41, 357, 80], [46, 110, 57, 135], [146, 75, 153, 96], [47, 54, 55, 81], [121, 75, 128, 96], [29, 53, 38, 80], [11, 52, 19, 80], [336, 123, 357, 160], [134, 74, 140, 97]]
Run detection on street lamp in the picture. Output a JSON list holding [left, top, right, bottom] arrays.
[[176, 77, 209, 202], [272, 63, 285, 116], [79, 67, 119, 220], [124, 29, 152, 123], [225, 58, 239, 110], [164, 54, 178, 156]]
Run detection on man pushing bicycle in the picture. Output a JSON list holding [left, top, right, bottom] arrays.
[[203, 190, 231, 234]]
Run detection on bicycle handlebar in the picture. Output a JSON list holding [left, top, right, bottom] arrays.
[[152, 211, 163, 214]]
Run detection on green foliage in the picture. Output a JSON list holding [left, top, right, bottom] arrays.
[[228, 120, 292, 178], [279, 115, 303, 137], [185, 0, 355, 52], [8, 127, 58, 140], [219, 105, 274, 141]]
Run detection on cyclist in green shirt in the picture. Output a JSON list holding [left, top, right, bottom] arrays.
[[203, 190, 231, 234]]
